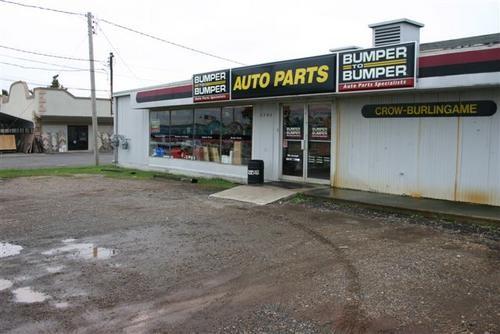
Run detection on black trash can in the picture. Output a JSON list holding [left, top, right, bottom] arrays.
[[247, 160, 264, 185]]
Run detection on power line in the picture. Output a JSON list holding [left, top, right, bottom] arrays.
[[96, 22, 139, 79], [0, 45, 104, 63], [0, 77, 109, 92], [0, 53, 89, 70], [0, 0, 84, 16], [0, 1, 245, 66], [99, 18, 246, 66], [0, 60, 107, 73], [96, 22, 160, 83]]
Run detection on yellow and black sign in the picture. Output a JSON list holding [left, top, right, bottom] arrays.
[[231, 54, 336, 99], [362, 101, 497, 118]]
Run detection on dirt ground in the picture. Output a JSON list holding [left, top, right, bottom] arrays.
[[0, 175, 499, 334]]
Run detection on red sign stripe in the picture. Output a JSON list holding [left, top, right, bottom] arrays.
[[137, 84, 192, 98], [419, 48, 500, 68]]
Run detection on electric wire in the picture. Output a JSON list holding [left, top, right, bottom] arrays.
[[96, 22, 159, 83], [0, 0, 246, 65], [0, 53, 91, 70], [0, 77, 109, 92], [98, 18, 246, 65], [0, 45, 104, 63], [0, 0, 84, 16], [0, 60, 106, 73]]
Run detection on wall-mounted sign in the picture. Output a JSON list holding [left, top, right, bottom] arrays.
[[338, 42, 416, 92], [193, 70, 230, 102], [362, 101, 497, 118], [231, 54, 336, 99]]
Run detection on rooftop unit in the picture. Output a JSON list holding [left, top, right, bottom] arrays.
[[369, 18, 424, 47]]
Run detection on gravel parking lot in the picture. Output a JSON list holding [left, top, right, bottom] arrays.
[[0, 175, 499, 333]]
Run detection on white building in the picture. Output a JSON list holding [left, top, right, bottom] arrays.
[[113, 19, 500, 207], [0, 81, 113, 152]]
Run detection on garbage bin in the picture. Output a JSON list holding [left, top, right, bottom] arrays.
[[247, 160, 264, 185]]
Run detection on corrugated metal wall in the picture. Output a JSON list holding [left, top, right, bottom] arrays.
[[335, 87, 500, 206]]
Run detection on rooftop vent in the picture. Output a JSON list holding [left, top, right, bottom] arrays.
[[369, 18, 424, 47]]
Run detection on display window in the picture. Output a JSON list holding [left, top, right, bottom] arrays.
[[149, 106, 253, 165], [194, 108, 221, 162]]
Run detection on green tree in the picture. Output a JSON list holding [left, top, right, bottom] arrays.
[[1, 89, 8, 96], [50, 74, 61, 88]]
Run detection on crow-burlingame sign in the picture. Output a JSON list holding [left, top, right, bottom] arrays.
[[361, 101, 497, 118], [231, 54, 336, 99], [338, 42, 416, 92], [193, 70, 230, 102]]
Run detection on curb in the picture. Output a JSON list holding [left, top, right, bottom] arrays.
[[303, 192, 500, 226]]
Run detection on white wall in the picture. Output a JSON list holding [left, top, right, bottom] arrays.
[[335, 87, 500, 206], [116, 95, 149, 168], [36, 89, 110, 118], [252, 102, 280, 181], [0, 82, 35, 122]]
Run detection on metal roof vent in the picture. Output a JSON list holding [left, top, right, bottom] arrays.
[[369, 18, 424, 47]]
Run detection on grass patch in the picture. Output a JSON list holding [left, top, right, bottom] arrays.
[[0, 165, 236, 190], [288, 193, 314, 204]]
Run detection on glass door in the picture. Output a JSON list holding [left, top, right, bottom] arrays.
[[281, 103, 332, 183], [282, 104, 305, 179], [307, 104, 331, 181]]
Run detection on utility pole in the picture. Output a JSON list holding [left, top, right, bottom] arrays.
[[87, 12, 99, 166], [109, 52, 114, 116]]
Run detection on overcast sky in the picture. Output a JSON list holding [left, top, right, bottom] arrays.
[[0, 0, 499, 98]]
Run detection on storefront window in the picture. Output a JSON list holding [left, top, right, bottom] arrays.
[[222, 106, 252, 165], [149, 106, 253, 165], [194, 108, 221, 162], [150, 111, 170, 157], [170, 109, 194, 160]]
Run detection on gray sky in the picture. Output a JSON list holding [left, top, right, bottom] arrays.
[[0, 0, 499, 98]]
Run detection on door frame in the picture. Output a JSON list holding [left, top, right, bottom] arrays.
[[67, 125, 89, 151], [279, 101, 334, 185]]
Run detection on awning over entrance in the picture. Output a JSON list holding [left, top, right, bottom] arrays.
[[0, 112, 34, 132]]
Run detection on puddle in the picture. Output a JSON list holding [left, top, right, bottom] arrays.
[[42, 243, 116, 260], [62, 239, 76, 243], [46, 265, 64, 273], [0, 242, 23, 258], [13, 287, 50, 303], [0, 279, 13, 291], [54, 302, 69, 309]]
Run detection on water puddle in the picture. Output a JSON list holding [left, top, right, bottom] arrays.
[[46, 265, 64, 273], [54, 301, 69, 309], [0, 279, 13, 291], [42, 240, 115, 260], [0, 242, 23, 258], [13, 287, 50, 303]]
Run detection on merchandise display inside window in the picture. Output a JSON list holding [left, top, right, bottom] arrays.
[[222, 106, 252, 165], [170, 109, 194, 160], [150, 111, 170, 157], [194, 108, 221, 162], [149, 106, 253, 165]]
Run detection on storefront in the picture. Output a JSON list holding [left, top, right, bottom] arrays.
[[114, 20, 500, 206]]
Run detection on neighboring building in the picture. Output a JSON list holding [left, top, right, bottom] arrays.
[[0, 81, 113, 153], [114, 19, 500, 206]]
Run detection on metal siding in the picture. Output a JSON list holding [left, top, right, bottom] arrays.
[[335, 88, 500, 206], [456, 88, 500, 205], [336, 95, 419, 196]]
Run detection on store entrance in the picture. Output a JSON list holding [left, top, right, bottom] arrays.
[[281, 103, 332, 184], [68, 125, 89, 151]]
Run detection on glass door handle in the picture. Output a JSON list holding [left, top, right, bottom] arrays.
[[301, 140, 305, 150]]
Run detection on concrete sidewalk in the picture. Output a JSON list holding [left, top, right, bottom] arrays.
[[304, 187, 500, 224]]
